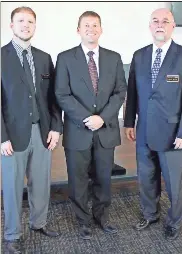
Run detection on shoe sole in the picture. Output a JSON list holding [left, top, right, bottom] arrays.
[[165, 235, 179, 241], [102, 229, 118, 234]]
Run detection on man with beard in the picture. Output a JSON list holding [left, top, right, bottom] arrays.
[[124, 8, 182, 240], [1, 7, 62, 253]]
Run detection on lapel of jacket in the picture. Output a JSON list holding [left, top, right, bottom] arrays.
[[152, 40, 178, 91], [97, 47, 110, 96], [143, 44, 153, 89], [31, 46, 42, 92], [6, 42, 29, 88], [75, 45, 95, 94]]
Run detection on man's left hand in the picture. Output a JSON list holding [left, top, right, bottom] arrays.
[[47, 131, 60, 150], [83, 115, 104, 131], [173, 137, 182, 149]]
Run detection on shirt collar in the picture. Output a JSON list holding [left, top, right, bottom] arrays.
[[153, 39, 172, 55], [12, 39, 32, 55], [81, 43, 99, 57]]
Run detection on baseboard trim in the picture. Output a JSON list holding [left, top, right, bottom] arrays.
[[24, 174, 138, 190], [51, 175, 137, 186], [1, 175, 138, 202]]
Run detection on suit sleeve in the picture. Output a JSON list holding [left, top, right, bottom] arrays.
[[1, 117, 9, 143], [99, 54, 127, 126], [124, 53, 137, 128], [177, 121, 182, 139], [177, 110, 182, 139], [48, 55, 63, 133], [55, 53, 91, 128], [1, 84, 10, 143], [177, 62, 182, 139]]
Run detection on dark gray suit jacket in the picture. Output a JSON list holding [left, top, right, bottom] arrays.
[[55, 45, 127, 150], [1, 42, 63, 151], [124, 41, 182, 151]]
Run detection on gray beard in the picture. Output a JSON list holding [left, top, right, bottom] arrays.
[[155, 34, 166, 42]]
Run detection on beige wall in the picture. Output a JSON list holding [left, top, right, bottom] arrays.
[[2, 1, 181, 63]]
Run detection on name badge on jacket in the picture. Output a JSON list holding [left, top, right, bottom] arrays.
[[41, 74, 50, 79], [166, 75, 179, 82]]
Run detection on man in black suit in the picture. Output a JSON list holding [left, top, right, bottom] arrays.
[[124, 8, 182, 240], [55, 11, 127, 239], [1, 7, 62, 253]]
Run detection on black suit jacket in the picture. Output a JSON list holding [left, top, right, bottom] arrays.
[[1, 42, 63, 151], [55, 45, 127, 150]]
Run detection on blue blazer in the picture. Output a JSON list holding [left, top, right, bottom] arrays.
[[124, 41, 182, 151]]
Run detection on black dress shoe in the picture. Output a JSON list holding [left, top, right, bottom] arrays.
[[79, 225, 92, 240], [31, 225, 60, 237], [164, 225, 180, 240], [6, 239, 22, 253], [134, 217, 159, 231], [101, 223, 118, 234], [93, 218, 118, 234]]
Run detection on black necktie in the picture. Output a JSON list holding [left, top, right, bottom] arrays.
[[22, 50, 34, 89], [22, 50, 39, 123]]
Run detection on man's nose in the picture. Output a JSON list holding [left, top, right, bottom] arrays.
[[88, 28, 94, 32], [158, 22, 164, 28], [23, 22, 29, 28]]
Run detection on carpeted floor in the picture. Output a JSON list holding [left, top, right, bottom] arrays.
[[1, 191, 182, 254]]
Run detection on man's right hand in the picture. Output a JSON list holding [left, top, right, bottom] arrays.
[[125, 128, 136, 141], [1, 141, 14, 156]]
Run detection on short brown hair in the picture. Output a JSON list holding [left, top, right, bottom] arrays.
[[11, 6, 36, 22], [78, 11, 101, 28]]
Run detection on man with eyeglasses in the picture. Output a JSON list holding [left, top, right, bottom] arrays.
[[124, 8, 182, 240]]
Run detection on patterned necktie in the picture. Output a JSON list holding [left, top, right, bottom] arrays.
[[87, 51, 98, 94], [151, 48, 162, 87]]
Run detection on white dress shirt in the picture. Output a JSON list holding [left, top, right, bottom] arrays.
[[81, 43, 100, 76], [152, 39, 172, 67]]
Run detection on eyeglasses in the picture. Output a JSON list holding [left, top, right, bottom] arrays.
[[151, 20, 173, 26]]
